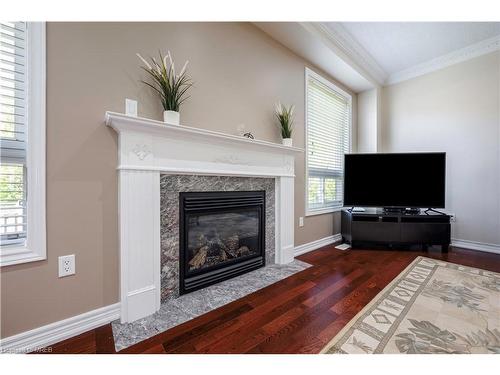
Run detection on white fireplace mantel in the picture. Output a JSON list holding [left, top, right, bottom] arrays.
[[106, 112, 303, 323]]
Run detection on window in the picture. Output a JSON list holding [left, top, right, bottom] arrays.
[[305, 68, 351, 215], [0, 22, 46, 266]]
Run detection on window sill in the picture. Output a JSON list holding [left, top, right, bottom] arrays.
[[305, 207, 342, 217], [0, 245, 46, 267]]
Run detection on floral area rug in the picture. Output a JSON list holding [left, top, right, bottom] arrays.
[[321, 256, 500, 354]]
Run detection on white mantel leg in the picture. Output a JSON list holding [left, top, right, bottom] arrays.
[[119, 169, 161, 323], [276, 176, 295, 264]]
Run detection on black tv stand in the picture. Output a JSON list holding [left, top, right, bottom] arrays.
[[341, 208, 451, 252]]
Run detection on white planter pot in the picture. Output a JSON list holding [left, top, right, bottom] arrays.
[[163, 110, 180, 125], [282, 138, 293, 147]]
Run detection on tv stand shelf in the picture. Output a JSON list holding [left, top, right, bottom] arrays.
[[341, 208, 451, 252]]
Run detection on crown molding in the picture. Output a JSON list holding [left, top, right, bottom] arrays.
[[301, 22, 388, 87], [387, 34, 500, 85], [302, 23, 500, 87]]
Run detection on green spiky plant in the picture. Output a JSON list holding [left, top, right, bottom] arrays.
[[275, 102, 294, 139], [137, 50, 192, 111]]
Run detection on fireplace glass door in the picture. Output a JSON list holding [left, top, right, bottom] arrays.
[[179, 191, 265, 294]]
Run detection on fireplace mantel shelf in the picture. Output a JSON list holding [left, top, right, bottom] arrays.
[[106, 111, 301, 323], [105, 112, 303, 155]]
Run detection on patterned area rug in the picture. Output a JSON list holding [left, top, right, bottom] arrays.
[[321, 256, 500, 354]]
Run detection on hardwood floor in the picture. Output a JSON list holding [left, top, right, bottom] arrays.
[[37, 245, 500, 354]]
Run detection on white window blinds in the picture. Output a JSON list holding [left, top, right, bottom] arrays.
[[0, 22, 27, 246], [306, 69, 351, 213]]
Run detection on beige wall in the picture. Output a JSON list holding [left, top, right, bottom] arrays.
[[1, 22, 357, 338], [357, 88, 378, 152], [382, 51, 500, 246]]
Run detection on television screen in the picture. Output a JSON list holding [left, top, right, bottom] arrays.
[[343, 153, 446, 208]]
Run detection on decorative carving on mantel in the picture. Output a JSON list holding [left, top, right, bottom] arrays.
[[213, 155, 253, 166], [131, 144, 152, 160], [284, 158, 294, 173]]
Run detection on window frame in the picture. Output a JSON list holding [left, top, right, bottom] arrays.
[[0, 22, 46, 266], [304, 67, 352, 217]]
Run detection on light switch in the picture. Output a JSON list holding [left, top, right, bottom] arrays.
[[299, 216, 304, 227], [125, 98, 138, 117]]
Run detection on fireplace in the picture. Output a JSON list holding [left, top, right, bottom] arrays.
[[107, 112, 300, 323], [179, 191, 266, 294]]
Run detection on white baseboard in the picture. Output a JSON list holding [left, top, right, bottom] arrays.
[[294, 233, 342, 256], [292, 234, 500, 256], [0, 303, 120, 353], [451, 238, 500, 255]]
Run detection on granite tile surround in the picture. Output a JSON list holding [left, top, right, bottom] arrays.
[[160, 175, 276, 303], [112, 259, 311, 351]]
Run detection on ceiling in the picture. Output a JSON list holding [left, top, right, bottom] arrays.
[[334, 22, 500, 76], [256, 22, 500, 92]]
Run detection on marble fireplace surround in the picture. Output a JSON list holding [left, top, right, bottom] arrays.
[[160, 175, 276, 302], [106, 112, 303, 323]]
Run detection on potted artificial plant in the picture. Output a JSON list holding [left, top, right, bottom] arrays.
[[275, 102, 294, 146], [137, 51, 192, 125]]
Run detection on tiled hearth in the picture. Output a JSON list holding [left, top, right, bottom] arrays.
[[112, 259, 310, 351]]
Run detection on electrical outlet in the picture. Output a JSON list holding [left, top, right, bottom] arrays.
[[449, 213, 456, 222], [299, 216, 304, 227], [58, 255, 75, 278], [125, 98, 138, 117]]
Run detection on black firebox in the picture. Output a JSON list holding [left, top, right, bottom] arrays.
[[179, 191, 265, 295]]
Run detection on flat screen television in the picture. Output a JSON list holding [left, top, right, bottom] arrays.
[[343, 152, 446, 208]]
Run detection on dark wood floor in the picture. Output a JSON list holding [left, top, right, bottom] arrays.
[[37, 245, 500, 354]]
